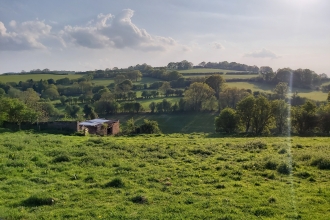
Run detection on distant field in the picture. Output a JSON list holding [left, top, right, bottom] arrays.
[[0, 74, 80, 83], [227, 82, 328, 101], [137, 97, 181, 111], [91, 77, 162, 86], [104, 112, 217, 133], [178, 68, 239, 74], [183, 74, 258, 79]]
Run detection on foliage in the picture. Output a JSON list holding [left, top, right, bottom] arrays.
[[138, 119, 161, 134], [184, 82, 215, 111], [215, 108, 239, 133]]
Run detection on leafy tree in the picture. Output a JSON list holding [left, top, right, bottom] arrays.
[[236, 95, 255, 133], [115, 79, 133, 93], [134, 102, 143, 113], [0, 88, 5, 97], [149, 102, 156, 113], [162, 99, 172, 112], [291, 101, 318, 134], [139, 119, 161, 134], [65, 105, 81, 118], [251, 95, 273, 135], [219, 87, 249, 109], [273, 82, 289, 100], [20, 88, 40, 108], [184, 82, 215, 111], [42, 86, 59, 100], [272, 99, 289, 134], [318, 104, 330, 133], [83, 104, 97, 119], [159, 82, 171, 96], [215, 107, 239, 133], [124, 118, 136, 134], [205, 75, 225, 99]]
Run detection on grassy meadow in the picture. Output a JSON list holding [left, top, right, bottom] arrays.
[[0, 74, 81, 83], [178, 68, 239, 74], [0, 130, 330, 219]]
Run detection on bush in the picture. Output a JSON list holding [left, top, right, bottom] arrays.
[[311, 156, 330, 170], [22, 195, 55, 207], [264, 160, 278, 170], [277, 162, 291, 175], [52, 154, 71, 163], [131, 195, 148, 204], [104, 178, 125, 188]]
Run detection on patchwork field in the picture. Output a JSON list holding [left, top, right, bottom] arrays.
[[178, 68, 240, 74], [0, 131, 329, 219], [0, 74, 81, 83]]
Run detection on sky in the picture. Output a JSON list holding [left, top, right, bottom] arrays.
[[0, 0, 329, 74]]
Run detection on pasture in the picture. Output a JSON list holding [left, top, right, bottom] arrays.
[[0, 131, 329, 219], [0, 74, 81, 83], [178, 68, 239, 74]]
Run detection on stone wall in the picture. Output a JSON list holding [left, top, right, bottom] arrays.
[[2, 121, 79, 132]]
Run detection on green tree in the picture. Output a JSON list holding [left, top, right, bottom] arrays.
[[149, 102, 156, 113], [159, 82, 171, 96], [139, 119, 161, 134], [273, 82, 289, 100], [251, 95, 273, 135], [184, 82, 215, 111], [291, 101, 318, 134], [318, 104, 330, 133], [205, 75, 226, 99], [271, 100, 289, 134], [215, 107, 239, 133], [65, 105, 81, 118], [237, 95, 255, 133]]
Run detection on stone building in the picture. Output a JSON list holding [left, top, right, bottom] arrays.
[[78, 118, 120, 135]]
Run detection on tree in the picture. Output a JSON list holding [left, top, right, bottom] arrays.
[[149, 102, 156, 113], [272, 100, 289, 134], [0, 88, 5, 97], [159, 82, 171, 96], [134, 102, 143, 113], [318, 104, 330, 133], [83, 104, 97, 119], [328, 92, 330, 102], [139, 119, 161, 134], [273, 82, 289, 100], [291, 101, 318, 134], [219, 87, 249, 109], [124, 118, 136, 134], [42, 87, 59, 100], [65, 105, 81, 118], [205, 75, 225, 99], [184, 82, 215, 111], [20, 88, 40, 108], [251, 95, 273, 135], [114, 75, 126, 84], [237, 95, 255, 133], [215, 108, 239, 133]]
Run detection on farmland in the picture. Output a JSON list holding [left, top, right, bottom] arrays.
[[0, 130, 329, 219], [0, 74, 81, 83]]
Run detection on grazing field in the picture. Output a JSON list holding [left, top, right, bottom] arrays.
[[0, 74, 81, 83], [0, 130, 330, 219], [91, 77, 162, 87], [184, 74, 258, 80], [178, 68, 239, 74], [227, 82, 328, 101], [109, 112, 216, 133]]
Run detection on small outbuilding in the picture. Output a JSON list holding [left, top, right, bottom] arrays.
[[78, 118, 120, 135]]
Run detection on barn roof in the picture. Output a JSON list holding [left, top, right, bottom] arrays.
[[79, 118, 111, 127]]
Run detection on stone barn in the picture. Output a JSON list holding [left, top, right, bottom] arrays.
[[78, 118, 120, 135]]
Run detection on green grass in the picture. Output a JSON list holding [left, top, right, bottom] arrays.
[[0, 130, 330, 219], [91, 77, 162, 87], [0, 74, 81, 83], [111, 112, 216, 133], [183, 74, 258, 79], [137, 97, 181, 110], [178, 68, 239, 74], [227, 82, 328, 101]]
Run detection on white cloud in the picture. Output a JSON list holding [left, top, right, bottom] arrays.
[[213, 42, 225, 49], [244, 48, 280, 59], [62, 9, 178, 51], [0, 20, 52, 51]]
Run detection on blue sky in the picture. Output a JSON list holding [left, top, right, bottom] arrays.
[[0, 0, 329, 74]]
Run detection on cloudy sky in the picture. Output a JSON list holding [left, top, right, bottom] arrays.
[[0, 0, 329, 74]]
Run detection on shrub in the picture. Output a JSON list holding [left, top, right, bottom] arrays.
[[22, 195, 55, 207], [52, 154, 71, 163], [277, 162, 291, 175], [104, 178, 125, 188], [296, 171, 311, 179], [268, 196, 276, 203], [131, 195, 148, 204], [264, 160, 278, 170], [252, 207, 274, 217], [278, 148, 287, 154], [311, 156, 330, 170]]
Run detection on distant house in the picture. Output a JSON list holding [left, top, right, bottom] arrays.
[[78, 118, 120, 135]]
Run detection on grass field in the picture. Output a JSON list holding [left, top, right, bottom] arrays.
[[91, 77, 162, 87], [108, 112, 216, 133], [178, 68, 240, 74], [227, 82, 328, 101], [0, 130, 330, 219], [0, 74, 81, 83], [183, 74, 258, 80]]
